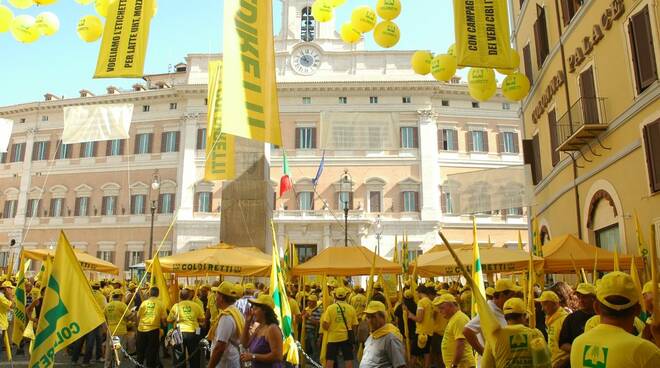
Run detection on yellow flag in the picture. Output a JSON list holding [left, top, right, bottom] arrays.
[[471, 217, 486, 318], [12, 254, 28, 345], [205, 60, 236, 181], [29, 231, 105, 367], [453, 0, 512, 68], [150, 253, 172, 309], [393, 235, 399, 265], [613, 244, 620, 272], [94, 0, 155, 78], [517, 231, 523, 251], [630, 256, 644, 312], [221, 0, 282, 145]]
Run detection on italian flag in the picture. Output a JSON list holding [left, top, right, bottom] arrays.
[[279, 151, 293, 197]]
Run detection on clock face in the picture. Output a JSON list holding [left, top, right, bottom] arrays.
[[292, 46, 321, 75]]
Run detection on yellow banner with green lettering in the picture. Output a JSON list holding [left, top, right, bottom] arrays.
[[94, 0, 155, 78], [221, 0, 282, 145], [205, 60, 236, 181], [453, 0, 512, 68]]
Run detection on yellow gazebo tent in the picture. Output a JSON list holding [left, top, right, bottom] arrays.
[[291, 246, 402, 276], [23, 248, 119, 274], [145, 243, 272, 276], [416, 245, 544, 277], [542, 234, 642, 273]]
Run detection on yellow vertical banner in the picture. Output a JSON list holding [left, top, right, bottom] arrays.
[[453, 0, 512, 68], [205, 60, 236, 181], [94, 0, 155, 78], [221, 0, 282, 145]]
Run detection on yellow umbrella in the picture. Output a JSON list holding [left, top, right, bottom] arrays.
[[542, 234, 643, 273], [291, 246, 401, 276], [145, 243, 271, 276], [416, 245, 544, 277], [22, 248, 119, 274]]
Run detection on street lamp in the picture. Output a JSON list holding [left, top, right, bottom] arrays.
[[148, 170, 161, 259], [339, 170, 352, 247], [374, 215, 383, 256]]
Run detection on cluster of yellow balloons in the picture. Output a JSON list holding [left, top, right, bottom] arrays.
[[412, 46, 531, 102], [311, 0, 346, 22], [0, 1, 60, 43], [338, 0, 402, 49], [76, 0, 157, 42]]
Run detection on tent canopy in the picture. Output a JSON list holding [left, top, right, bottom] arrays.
[[146, 243, 271, 276], [292, 246, 402, 276], [23, 248, 119, 275], [416, 245, 543, 277], [542, 234, 642, 273]]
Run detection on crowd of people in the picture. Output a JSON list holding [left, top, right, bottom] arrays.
[[0, 271, 659, 367]]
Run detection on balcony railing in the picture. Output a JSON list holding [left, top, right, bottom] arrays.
[[556, 97, 608, 151]]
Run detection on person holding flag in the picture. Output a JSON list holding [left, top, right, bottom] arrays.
[[0, 280, 14, 361], [104, 289, 131, 368], [239, 294, 284, 367], [434, 293, 475, 368], [208, 281, 244, 368]]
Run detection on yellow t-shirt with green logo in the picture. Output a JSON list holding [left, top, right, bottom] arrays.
[[350, 293, 367, 316], [584, 315, 646, 336], [138, 297, 167, 332], [441, 311, 476, 368], [320, 301, 358, 343], [168, 300, 205, 333], [546, 308, 568, 366], [0, 294, 12, 330], [104, 300, 129, 336], [481, 324, 546, 368], [416, 297, 435, 336], [570, 323, 660, 367]]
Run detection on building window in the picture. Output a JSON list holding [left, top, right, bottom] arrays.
[[402, 191, 419, 212], [400, 127, 419, 149], [369, 191, 381, 212], [438, 129, 458, 151], [467, 130, 488, 152], [629, 6, 658, 94], [472, 102, 480, 108], [3, 200, 17, 218], [295, 127, 316, 149], [41, 115, 48, 122], [50, 198, 64, 217], [523, 43, 534, 84], [338, 96, 348, 104], [402, 96, 412, 104], [142, 105, 150, 112], [161, 131, 179, 153], [338, 192, 353, 210], [27, 199, 40, 217], [106, 139, 123, 156], [595, 224, 620, 253], [302, 97, 312, 105], [506, 207, 523, 216], [102, 196, 117, 216], [369, 96, 379, 104], [135, 133, 152, 154], [560, 0, 583, 26], [125, 250, 143, 270], [197, 128, 207, 150], [534, 5, 550, 68], [80, 141, 96, 158], [502, 103, 511, 110], [441, 100, 450, 107], [643, 118, 660, 193], [159, 193, 175, 214], [0, 152, 5, 164], [499, 132, 519, 154], [97, 251, 115, 263], [579, 66, 600, 124], [0, 252, 8, 268], [196, 192, 212, 212], [131, 194, 146, 215], [301, 6, 315, 42], [75, 197, 89, 216], [295, 244, 317, 263], [523, 135, 543, 185], [441, 191, 453, 214], [10, 143, 25, 162], [298, 192, 313, 210], [32, 141, 49, 161], [57, 142, 72, 159], [169, 102, 178, 110], [548, 109, 560, 166]]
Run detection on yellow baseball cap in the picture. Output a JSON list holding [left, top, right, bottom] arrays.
[[334, 287, 349, 299], [432, 293, 457, 306], [503, 298, 527, 315], [495, 279, 516, 293], [244, 282, 256, 291], [307, 294, 318, 302], [597, 271, 639, 311], [212, 281, 239, 297], [91, 281, 101, 288], [436, 289, 449, 296], [111, 289, 124, 297], [535, 291, 560, 303], [364, 301, 387, 314], [1, 281, 15, 289], [327, 279, 338, 287], [403, 290, 413, 299], [373, 282, 383, 290], [575, 283, 596, 295], [249, 294, 275, 310], [642, 281, 660, 295], [485, 287, 495, 297]]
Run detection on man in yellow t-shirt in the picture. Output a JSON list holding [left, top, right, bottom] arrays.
[[435, 293, 475, 368], [137, 287, 168, 368], [104, 289, 130, 368], [0, 280, 15, 361], [287, 291, 301, 339], [571, 271, 660, 367], [350, 288, 367, 316], [168, 287, 205, 368], [73, 281, 108, 365], [431, 290, 449, 368], [321, 287, 358, 368], [481, 298, 549, 368], [536, 290, 568, 367], [408, 285, 436, 367]]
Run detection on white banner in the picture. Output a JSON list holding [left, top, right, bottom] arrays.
[[0, 118, 13, 153], [62, 104, 134, 144]]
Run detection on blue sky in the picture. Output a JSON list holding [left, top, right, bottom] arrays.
[[0, 0, 456, 106]]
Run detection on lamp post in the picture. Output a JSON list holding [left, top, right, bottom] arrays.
[[374, 215, 383, 256], [339, 170, 352, 247], [148, 170, 161, 259]]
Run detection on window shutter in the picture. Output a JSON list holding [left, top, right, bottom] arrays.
[[31, 143, 38, 161], [130, 195, 136, 214], [101, 197, 107, 216], [643, 119, 660, 193], [399, 127, 404, 148], [513, 133, 520, 153], [532, 135, 542, 184], [630, 6, 658, 93], [311, 128, 317, 149], [466, 132, 474, 152], [160, 132, 166, 153], [441, 189, 447, 212], [349, 192, 354, 210], [142, 196, 148, 214], [74, 197, 80, 216], [295, 128, 301, 149], [523, 139, 537, 185], [579, 67, 600, 124], [148, 133, 153, 153], [194, 193, 199, 212], [124, 251, 131, 270], [437, 129, 445, 150], [119, 139, 125, 155], [548, 109, 560, 166], [452, 130, 459, 151], [533, 18, 542, 67], [497, 133, 504, 153], [400, 192, 405, 211], [415, 192, 420, 212], [134, 136, 140, 154], [44, 141, 50, 160], [560, 0, 570, 26], [105, 140, 111, 156], [196, 129, 204, 150], [158, 194, 163, 213], [412, 127, 419, 148], [91, 142, 97, 157], [175, 131, 180, 152], [10, 144, 15, 162], [483, 132, 490, 152]]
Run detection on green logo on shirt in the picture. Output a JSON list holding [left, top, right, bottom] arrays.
[[582, 345, 608, 368], [509, 334, 528, 351]]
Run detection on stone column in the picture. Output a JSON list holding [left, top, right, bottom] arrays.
[[176, 113, 199, 222], [322, 224, 331, 250], [417, 109, 442, 221]]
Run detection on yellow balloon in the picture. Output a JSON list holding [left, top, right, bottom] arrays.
[[95, 0, 115, 18], [447, 44, 455, 56], [311, 0, 333, 23], [77, 15, 103, 42], [411, 50, 433, 75], [496, 49, 521, 75], [339, 22, 361, 44], [34, 0, 58, 5], [10, 15, 39, 43], [8, 0, 33, 9], [35, 12, 59, 36], [373, 21, 399, 48], [431, 54, 457, 81], [330, 0, 346, 7], [152, 0, 157, 17], [75, 0, 95, 4], [351, 5, 376, 33], [468, 68, 497, 102], [376, 0, 401, 21], [0, 5, 14, 33], [502, 72, 531, 101]]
